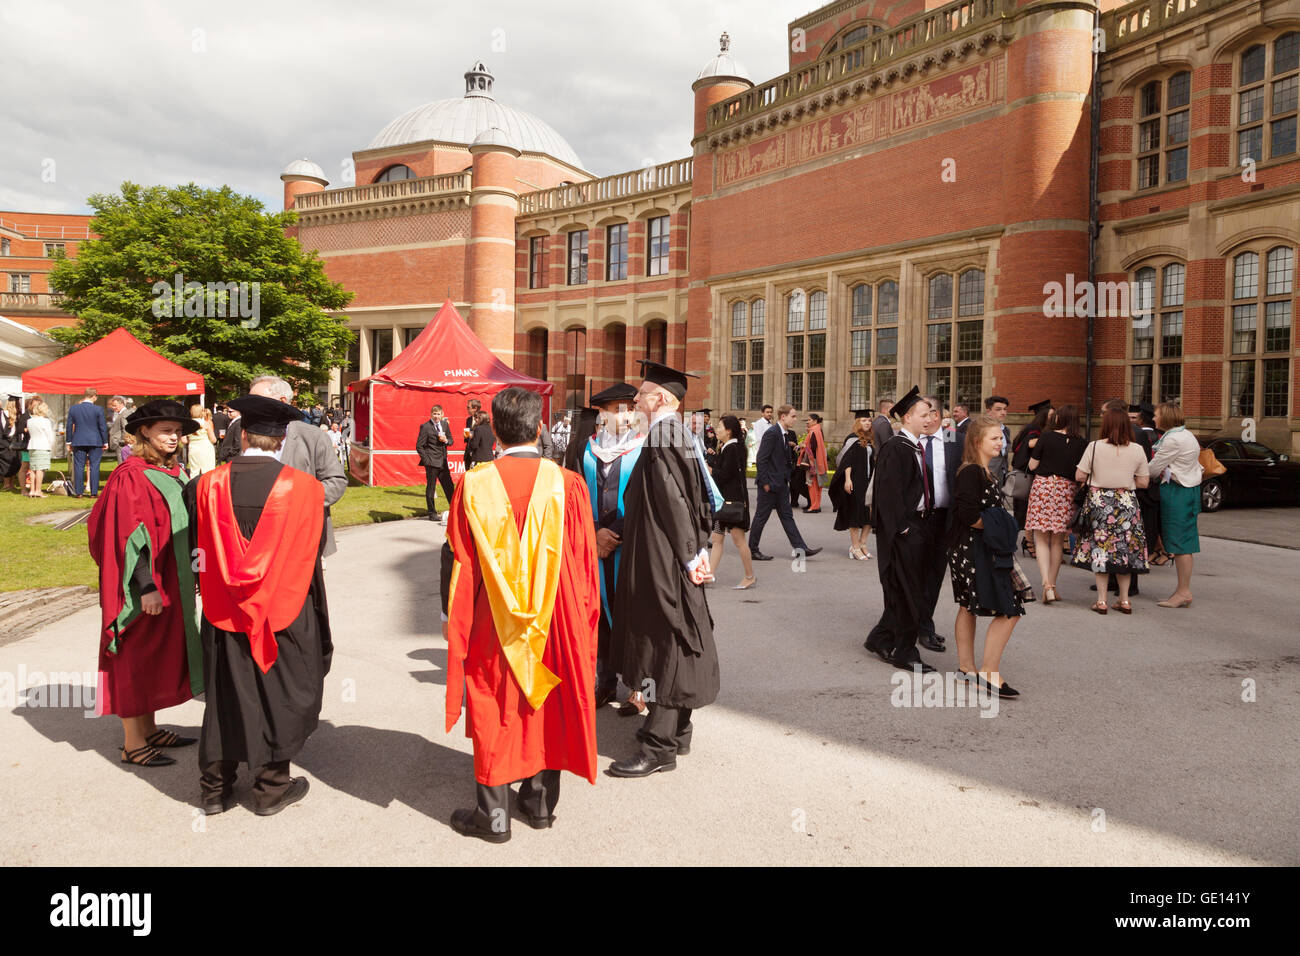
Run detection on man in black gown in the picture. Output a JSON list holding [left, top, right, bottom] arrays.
[[608, 361, 719, 777], [864, 386, 937, 674], [185, 394, 331, 816]]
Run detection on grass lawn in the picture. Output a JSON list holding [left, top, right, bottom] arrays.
[[0, 460, 448, 593]]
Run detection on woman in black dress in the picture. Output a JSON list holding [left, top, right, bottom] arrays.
[[828, 410, 873, 559], [464, 410, 495, 469], [948, 415, 1031, 698], [707, 415, 756, 589]]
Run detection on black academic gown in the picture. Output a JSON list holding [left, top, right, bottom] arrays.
[[865, 433, 929, 663], [611, 415, 719, 709], [184, 457, 332, 769]]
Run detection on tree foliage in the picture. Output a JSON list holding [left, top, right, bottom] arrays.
[[48, 182, 354, 399]]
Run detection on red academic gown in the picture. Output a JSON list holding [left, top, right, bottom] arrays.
[[87, 455, 202, 718], [445, 455, 600, 786]]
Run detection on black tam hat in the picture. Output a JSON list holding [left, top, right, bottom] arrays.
[[228, 394, 302, 438], [636, 360, 696, 401], [125, 400, 199, 435], [890, 385, 925, 419], [851, 408, 873, 419], [589, 383, 638, 407], [1028, 398, 1052, 414]]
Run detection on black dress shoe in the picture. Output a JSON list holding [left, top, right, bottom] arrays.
[[919, 634, 946, 652], [521, 813, 554, 830], [676, 742, 691, 757], [594, 685, 617, 709], [616, 701, 646, 717], [608, 752, 677, 777], [976, 675, 1020, 699], [894, 657, 936, 674], [750, 551, 774, 561], [201, 795, 235, 815], [804, 508, 822, 513], [254, 777, 309, 816], [865, 643, 894, 665], [450, 807, 510, 843], [801, 546, 822, 557]]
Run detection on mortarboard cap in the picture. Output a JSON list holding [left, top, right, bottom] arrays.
[[851, 408, 873, 419], [890, 385, 925, 419], [1028, 398, 1052, 414], [698, 408, 712, 416], [589, 383, 638, 407], [635, 359, 697, 401], [228, 394, 302, 438]]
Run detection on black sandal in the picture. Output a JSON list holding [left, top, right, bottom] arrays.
[[121, 744, 177, 767], [146, 729, 197, 748]]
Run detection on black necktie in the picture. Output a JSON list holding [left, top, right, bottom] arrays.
[[923, 436, 936, 506], [916, 439, 933, 511]]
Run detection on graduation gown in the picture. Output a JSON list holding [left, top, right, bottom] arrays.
[[444, 454, 601, 786], [184, 457, 331, 769], [829, 437, 872, 530], [870, 433, 929, 631], [611, 415, 720, 709], [88, 455, 202, 718]]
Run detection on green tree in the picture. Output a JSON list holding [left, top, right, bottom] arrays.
[[48, 182, 354, 399]]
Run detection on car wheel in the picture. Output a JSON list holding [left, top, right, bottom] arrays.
[[1201, 478, 1223, 512]]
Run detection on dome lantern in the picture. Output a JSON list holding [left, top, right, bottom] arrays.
[[464, 61, 494, 99]]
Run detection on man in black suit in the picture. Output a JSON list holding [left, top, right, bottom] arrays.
[[748, 404, 819, 561], [871, 397, 896, 451], [864, 386, 936, 673], [916, 395, 958, 654], [416, 404, 455, 522]]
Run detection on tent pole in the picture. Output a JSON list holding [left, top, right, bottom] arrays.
[[369, 381, 375, 487]]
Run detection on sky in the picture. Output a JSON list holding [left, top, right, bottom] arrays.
[[0, 0, 817, 216]]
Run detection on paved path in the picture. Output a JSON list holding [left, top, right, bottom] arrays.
[[2, 501, 1296, 865]]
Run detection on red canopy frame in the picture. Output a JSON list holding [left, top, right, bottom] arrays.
[[21, 327, 206, 396]]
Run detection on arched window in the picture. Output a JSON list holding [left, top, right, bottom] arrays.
[[1129, 261, 1184, 405], [1136, 71, 1191, 188], [375, 164, 415, 182], [1229, 245, 1294, 417], [925, 270, 986, 409], [1237, 34, 1299, 166], [644, 320, 667, 365], [563, 327, 586, 409], [605, 322, 626, 383]]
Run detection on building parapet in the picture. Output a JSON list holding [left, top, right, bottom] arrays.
[[0, 216, 91, 240], [1102, 0, 1236, 51], [0, 292, 68, 314], [293, 172, 473, 212], [517, 159, 693, 216], [707, 0, 1013, 133]]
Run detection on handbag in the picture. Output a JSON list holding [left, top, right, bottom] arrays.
[[46, 470, 70, 496], [1198, 446, 1226, 477], [1003, 468, 1031, 501], [1070, 443, 1095, 534], [715, 500, 746, 524]]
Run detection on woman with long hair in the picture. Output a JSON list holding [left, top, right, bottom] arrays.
[[1071, 405, 1151, 614], [828, 409, 874, 559], [708, 415, 756, 589], [1146, 401, 1202, 607], [798, 413, 827, 512], [87, 400, 203, 767], [1009, 400, 1052, 557], [186, 404, 218, 475], [1026, 404, 1087, 603], [948, 414, 1031, 698], [23, 397, 55, 497]]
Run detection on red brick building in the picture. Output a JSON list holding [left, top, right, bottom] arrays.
[[0, 212, 92, 332], [294, 0, 1296, 451]]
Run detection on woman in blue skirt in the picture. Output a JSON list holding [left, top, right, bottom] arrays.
[[1146, 402, 1202, 608]]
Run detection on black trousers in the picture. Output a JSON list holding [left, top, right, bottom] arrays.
[[865, 519, 929, 664], [791, 465, 810, 507], [637, 703, 693, 759], [918, 509, 950, 639], [473, 769, 561, 834], [424, 463, 455, 516], [595, 605, 617, 696], [748, 483, 809, 553], [201, 759, 291, 811]]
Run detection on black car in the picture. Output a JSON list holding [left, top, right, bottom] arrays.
[[1197, 438, 1300, 511]]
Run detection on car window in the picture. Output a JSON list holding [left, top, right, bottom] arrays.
[[1241, 442, 1275, 461], [1212, 441, 1241, 460]]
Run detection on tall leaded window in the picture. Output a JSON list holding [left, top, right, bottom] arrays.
[[924, 269, 984, 409], [567, 230, 588, 285], [1229, 245, 1293, 418], [606, 223, 627, 281], [848, 280, 899, 409], [1130, 262, 1184, 405], [647, 216, 670, 276], [1238, 33, 1299, 166], [784, 289, 825, 410], [728, 297, 767, 410], [644, 320, 667, 364], [529, 236, 546, 289], [1137, 71, 1191, 189], [564, 327, 586, 408]]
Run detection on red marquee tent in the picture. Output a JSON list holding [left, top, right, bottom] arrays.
[[21, 327, 206, 396], [348, 299, 552, 486]]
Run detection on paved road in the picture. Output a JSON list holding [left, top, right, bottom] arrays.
[[2, 499, 1295, 865], [1200, 505, 1300, 550]]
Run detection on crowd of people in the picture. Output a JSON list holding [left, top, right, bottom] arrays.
[[55, 358, 1206, 839]]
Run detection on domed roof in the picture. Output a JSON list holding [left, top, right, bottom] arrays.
[[697, 32, 751, 83], [367, 62, 584, 170], [281, 157, 327, 183], [470, 126, 519, 152]]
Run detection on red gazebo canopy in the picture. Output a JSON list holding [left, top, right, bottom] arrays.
[[21, 327, 205, 395]]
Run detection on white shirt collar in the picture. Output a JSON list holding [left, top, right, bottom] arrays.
[[898, 427, 920, 444], [242, 447, 280, 460], [722, 438, 737, 449], [651, 408, 678, 428], [499, 443, 538, 457]]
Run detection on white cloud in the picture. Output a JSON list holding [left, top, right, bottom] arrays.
[[0, 0, 807, 215]]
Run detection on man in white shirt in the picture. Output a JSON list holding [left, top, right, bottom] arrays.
[[750, 404, 774, 451], [917, 396, 955, 654]]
